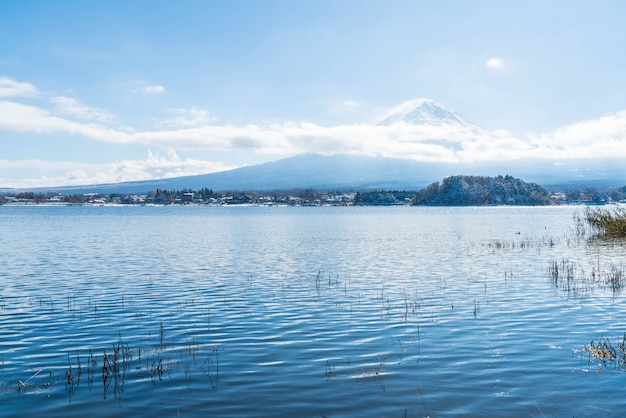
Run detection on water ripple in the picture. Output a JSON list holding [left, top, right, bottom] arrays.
[[2, 206, 626, 416]]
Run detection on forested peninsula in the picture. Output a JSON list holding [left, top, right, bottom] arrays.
[[412, 175, 554, 206]]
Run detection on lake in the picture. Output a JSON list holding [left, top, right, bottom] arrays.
[[1, 205, 626, 417]]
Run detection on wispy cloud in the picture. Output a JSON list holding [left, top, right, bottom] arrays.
[[0, 77, 38, 97], [141, 85, 165, 94], [50, 96, 116, 124], [329, 99, 362, 115], [0, 151, 236, 188], [486, 57, 505, 69], [335, 100, 360, 110], [100, 149, 235, 183], [531, 110, 626, 158], [159, 107, 216, 127], [0, 101, 128, 140]]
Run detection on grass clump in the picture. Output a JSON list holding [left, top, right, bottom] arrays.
[[548, 258, 625, 294], [580, 207, 626, 238], [583, 334, 626, 371]]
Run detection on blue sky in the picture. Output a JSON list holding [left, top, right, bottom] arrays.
[[2, 0, 626, 187]]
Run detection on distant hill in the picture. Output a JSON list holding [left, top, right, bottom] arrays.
[[28, 154, 450, 194], [7, 153, 626, 195], [413, 175, 554, 206]]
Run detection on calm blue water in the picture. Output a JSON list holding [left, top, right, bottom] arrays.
[[1, 205, 626, 416]]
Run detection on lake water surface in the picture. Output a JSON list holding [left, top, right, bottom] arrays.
[[2, 205, 626, 416]]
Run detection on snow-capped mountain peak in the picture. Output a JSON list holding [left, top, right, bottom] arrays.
[[377, 98, 482, 131]]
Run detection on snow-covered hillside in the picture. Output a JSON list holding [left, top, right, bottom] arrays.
[[377, 98, 483, 132]]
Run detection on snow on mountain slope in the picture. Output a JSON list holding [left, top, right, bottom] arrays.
[[377, 98, 484, 132]]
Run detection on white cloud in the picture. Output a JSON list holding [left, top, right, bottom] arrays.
[[486, 57, 505, 69], [5, 95, 626, 188], [50, 96, 116, 124], [0, 151, 236, 188], [159, 107, 216, 127], [142, 85, 165, 94], [0, 77, 38, 97], [101, 150, 235, 182], [5, 97, 626, 162], [329, 99, 362, 115], [335, 100, 360, 110], [528, 110, 626, 159], [0, 100, 128, 141], [342, 100, 359, 108]]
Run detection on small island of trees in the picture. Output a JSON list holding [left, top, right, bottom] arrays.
[[413, 175, 553, 206]]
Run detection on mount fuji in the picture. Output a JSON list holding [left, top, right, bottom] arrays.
[[14, 99, 626, 194], [377, 98, 483, 132]]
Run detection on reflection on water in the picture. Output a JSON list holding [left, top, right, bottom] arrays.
[[1, 205, 626, 416]]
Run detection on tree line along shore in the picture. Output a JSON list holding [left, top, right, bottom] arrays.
[[2, 175, 626, 207]]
